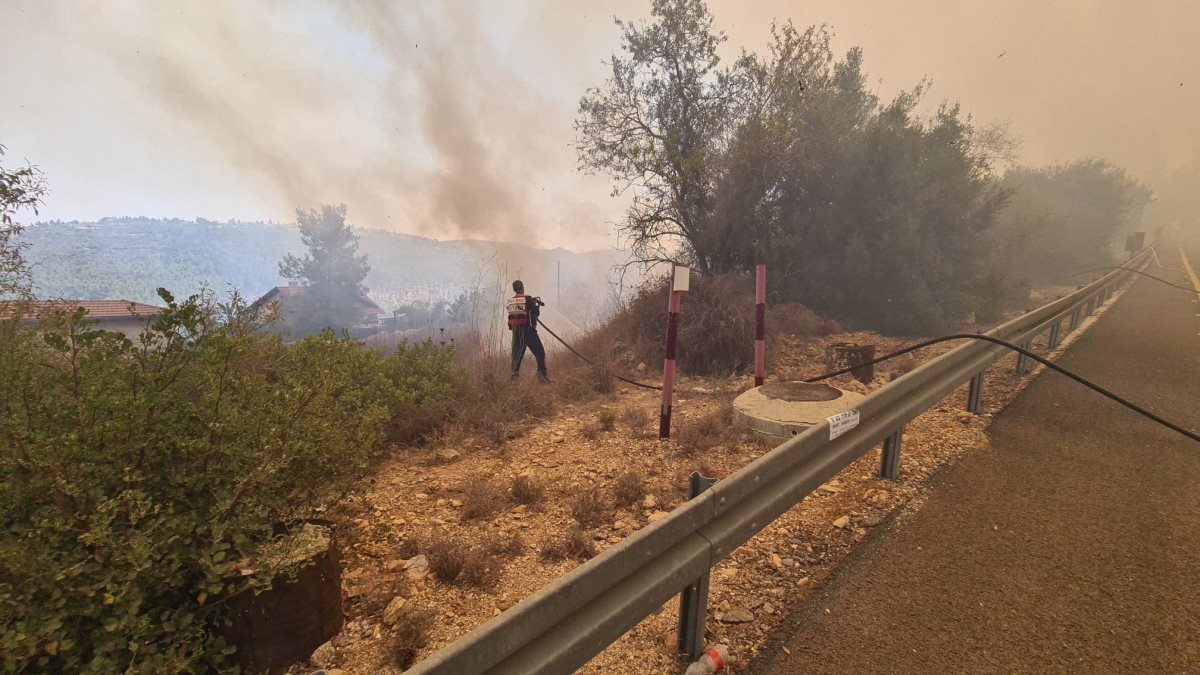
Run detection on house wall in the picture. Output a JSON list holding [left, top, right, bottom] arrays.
[[92, 317, 156, 339]]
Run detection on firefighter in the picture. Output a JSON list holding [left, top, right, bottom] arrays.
[[507, 279, 549, 383]]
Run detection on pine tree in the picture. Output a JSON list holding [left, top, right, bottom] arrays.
[[278, 204, 370, 334]]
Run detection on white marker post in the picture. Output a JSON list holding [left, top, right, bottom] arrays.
[[755, 264, 766, 387], [659, 264, 689, 439]]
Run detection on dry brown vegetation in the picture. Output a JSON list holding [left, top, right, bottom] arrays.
[[459, 480, 510, 522], [427, 534, 498, 588], [619, 406, 652, 437], [675, 401, 739, 457], [570, 487, 611, 528], [509, 475, 545, 506], [331, 287, 1100, 674], [396, 537, 420, 559], [582, 274, 841, 376], [597, 408, 617, 432], [613, 472, 645, 508], [390, 607, 435, 670], [540, 526, 598, 562]]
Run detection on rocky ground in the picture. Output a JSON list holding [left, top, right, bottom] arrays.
[[303, 286, 1107, 675]]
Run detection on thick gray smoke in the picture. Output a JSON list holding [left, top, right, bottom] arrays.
[[4, 0, 1198, 241], [4, 0, 600, 246]]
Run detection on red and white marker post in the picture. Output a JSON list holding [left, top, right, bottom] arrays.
[[754, 264, 766, 387], [659, 264, 689, 439]]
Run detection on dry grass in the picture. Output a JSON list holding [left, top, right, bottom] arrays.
[[675, 401, 738, 457], [460, 480, 510, 521], [570, 487, 610, 528], [458, 547, 493, 588], [428, 534, 500, 588], [619, 406, 652, 438], [587, 273, 841, 376], [590, 362, 616, 394], [396, 538, 420, 559], [490, 532, 526, 557], [390, 607, 435, 669], [427, 535, 468, 583], [597, 408, 617, 432], [612, 472, 645, 508], [509, 475, 545, 506], [539, 527, 597, 562]]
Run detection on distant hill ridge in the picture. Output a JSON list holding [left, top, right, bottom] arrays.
[[19, 218, 622, 316]]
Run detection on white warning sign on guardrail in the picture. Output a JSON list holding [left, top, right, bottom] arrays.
[[827, 409, 861, 440]]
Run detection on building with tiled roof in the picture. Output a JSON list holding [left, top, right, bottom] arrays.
[[3, 300, 163, 338], [249, 283, 386, 332]]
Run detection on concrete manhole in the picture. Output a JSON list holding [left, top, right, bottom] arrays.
[[756, 382, 843, 402], [733, 381, 866, 444]]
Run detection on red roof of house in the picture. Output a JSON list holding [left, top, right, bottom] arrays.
[[4, 300, 163, 320]]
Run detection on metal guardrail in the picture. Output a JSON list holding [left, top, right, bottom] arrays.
[[406, 251, 1151, 675]]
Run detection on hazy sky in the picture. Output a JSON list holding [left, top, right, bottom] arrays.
[[3, 0, 1197, 251]]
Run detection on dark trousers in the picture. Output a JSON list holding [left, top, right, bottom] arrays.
[[511, 327, 547, 379]]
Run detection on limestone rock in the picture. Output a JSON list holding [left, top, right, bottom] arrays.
[[721, 606, 755, 623], [309, 641, 336, 668], [403, 554, 429, 580], [832, 516, 850, 529], [435, 448, 462, 463], [382, 596, 407, 626]]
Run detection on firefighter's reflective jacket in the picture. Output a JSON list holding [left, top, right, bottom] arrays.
[[507, 294, 538, 329]]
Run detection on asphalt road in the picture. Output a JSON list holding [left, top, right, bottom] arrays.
[[750, 246, 1200, 674]]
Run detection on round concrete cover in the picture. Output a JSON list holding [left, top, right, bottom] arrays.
[[733, 382, 866, 443]]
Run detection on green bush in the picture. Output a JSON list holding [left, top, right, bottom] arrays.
[[0, 289, 460, 672], [378, 337, 466, 443]]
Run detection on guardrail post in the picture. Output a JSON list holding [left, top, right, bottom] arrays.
[[676, 472, 718, 660], [1069, 306, 1081, 332], [966, 372, 984, 413], [879, 373, 903, 479], [880, 428, 903, 480], [1015, 339, 1031, 376], [1048, 319, 1062, 349]]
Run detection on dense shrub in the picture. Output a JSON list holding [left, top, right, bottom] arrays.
[[0, 289, 460, 673], [379, 338, 467, 442], [596, 273, 840, 376]]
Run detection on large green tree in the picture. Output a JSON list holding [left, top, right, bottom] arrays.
[[278, 204, 371, 335], [996, 160, 1152, 283], [577, 1, 1018, 333], [0, 145, 47, 297], [575, 0, 736, 273]]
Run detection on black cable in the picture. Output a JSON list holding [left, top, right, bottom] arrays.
[[805, 333, 1199, 444], [1039, 266, 1193, 292], [536, 320, 663, 391]]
